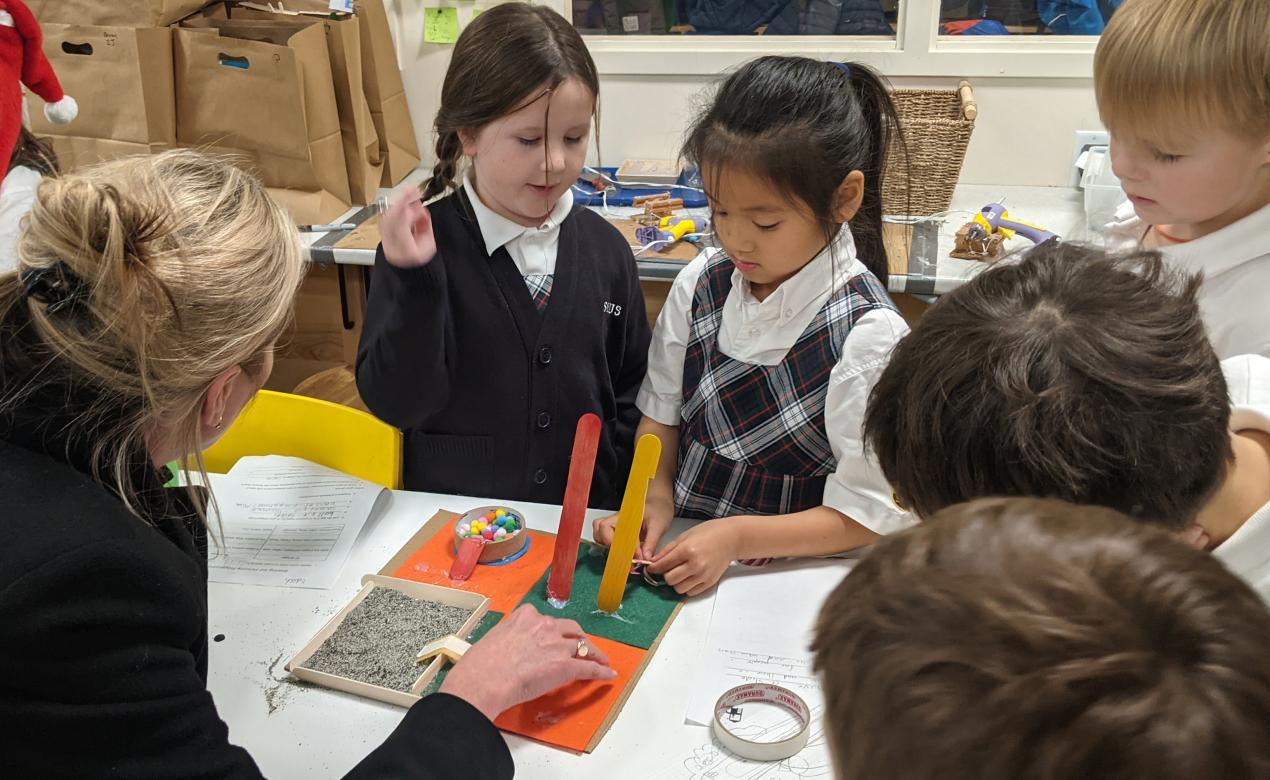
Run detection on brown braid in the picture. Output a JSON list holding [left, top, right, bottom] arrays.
[[422, 130, 462, 202]]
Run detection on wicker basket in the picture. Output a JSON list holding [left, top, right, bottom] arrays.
[[882, 81, 977, 216]]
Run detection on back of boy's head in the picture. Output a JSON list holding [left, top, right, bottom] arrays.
[[423, 3, 599, 201], [812, 496, 1270, 780], [682, 57, 905, 285], [1094, 0, 1269, 145], [863, 242, 1231, 526]]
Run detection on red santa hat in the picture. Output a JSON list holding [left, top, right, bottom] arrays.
[[1, 0, 77, 174]]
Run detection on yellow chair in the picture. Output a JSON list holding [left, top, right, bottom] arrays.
[[201, 390, 403, 490]]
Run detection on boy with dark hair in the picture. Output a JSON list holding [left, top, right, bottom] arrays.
[[863, 243, 1270, 599], [812, 497, 1270, 780]]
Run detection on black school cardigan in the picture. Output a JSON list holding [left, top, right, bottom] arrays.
[[357, 189, 650, 510], [0, 387, 512, 779]]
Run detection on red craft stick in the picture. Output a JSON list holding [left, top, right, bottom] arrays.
[[546, 414, 603, 607], [450, 537, 484, 583]]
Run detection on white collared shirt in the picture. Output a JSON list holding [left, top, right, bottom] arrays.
[[0, 165, 41, 274], [462, 176, 573, 277], [1213, 354, 1270, 603], [1104, 202, 1270, 360], [638, 225, 914, 536]]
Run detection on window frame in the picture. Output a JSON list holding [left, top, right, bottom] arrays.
[[548, 0, 1100, 79]]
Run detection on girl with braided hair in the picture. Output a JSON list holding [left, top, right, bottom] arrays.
[[357, 3, 649, 509]]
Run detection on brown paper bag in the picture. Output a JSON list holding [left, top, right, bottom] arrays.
[[28, 0, 212, 26], [195, 5, 384, 205], [353, 0, 421, 186], [220, 0, 420, 186], [174, 24, 351, 223], [28, 26, 176, 170]]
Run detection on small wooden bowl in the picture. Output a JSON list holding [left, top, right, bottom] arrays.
[[454, 505, 529, 563]]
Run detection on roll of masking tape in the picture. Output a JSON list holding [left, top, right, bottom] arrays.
[[712, 683, 811, 761]]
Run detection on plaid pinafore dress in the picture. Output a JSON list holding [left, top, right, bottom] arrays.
[[674, 252, 895, 526]]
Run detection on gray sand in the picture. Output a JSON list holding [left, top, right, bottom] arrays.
[[304, 588, 473, 692]]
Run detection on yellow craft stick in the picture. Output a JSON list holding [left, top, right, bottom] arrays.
[[597, 433, 662, 613]]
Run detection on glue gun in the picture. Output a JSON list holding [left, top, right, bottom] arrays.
[[968, 203, 1058, 247], [635, 216, 698, 249]]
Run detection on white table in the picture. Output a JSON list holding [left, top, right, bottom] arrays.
[[302, 179, 1092, 295], [886, 183, 1091, 296], [207, 485, 841, 778]]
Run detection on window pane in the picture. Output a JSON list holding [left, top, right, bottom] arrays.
[[938, 0, 1120, 35], [573, 0, 900, 36]]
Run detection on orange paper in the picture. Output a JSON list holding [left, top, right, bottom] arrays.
[[495, 635, 647, 752], [393, 521, 555, 615], [386, 511, 682, 753]]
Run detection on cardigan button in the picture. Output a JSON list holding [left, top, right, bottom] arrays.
[[538, 346, 553, 365], [534, 469, 548, 485], [537, 411, 552, 429]]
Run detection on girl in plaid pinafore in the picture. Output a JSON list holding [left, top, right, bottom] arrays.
[[594, 57, 917, 596], [674, 247, 893, 524]]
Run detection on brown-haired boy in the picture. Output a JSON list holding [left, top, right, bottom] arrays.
[[1094, 0, 1269, 358], [863, 243, 1270, 600], [812, 497, 1270, 779]]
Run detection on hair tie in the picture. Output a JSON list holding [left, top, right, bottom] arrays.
[[20, 264, 90, 314], [833, 61, 852, 78]]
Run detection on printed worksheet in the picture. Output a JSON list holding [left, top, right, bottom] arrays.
[[678, 558, 853, 775], [207, 456, 387, 589], [686, 558, 851, 726]]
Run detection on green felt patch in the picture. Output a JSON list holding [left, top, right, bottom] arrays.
[[517, 544, 682, 649], [420, 610, 504, 696]]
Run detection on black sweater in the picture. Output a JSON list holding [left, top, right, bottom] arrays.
[[0, 389, 513, 779], [357, 190, 650, 510]]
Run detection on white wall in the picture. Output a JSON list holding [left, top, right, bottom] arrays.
[[386, 6, 1102, 188]]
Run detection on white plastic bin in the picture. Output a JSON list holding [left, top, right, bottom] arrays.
[[1080, 146, 1126, 233]]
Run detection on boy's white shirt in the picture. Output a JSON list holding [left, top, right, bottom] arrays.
[[0, 165, 41, 274], [462, 175, 573, 277], [1213, 354, 1270, 604], [1105, 201, 1270, 360], [638, 224, 915, 536]]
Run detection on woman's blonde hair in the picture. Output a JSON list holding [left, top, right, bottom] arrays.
[[0, 150, 304, 518], [1094, 0, 1270, 147]]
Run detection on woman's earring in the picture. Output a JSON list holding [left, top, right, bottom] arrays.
[[215, 417, 224, 430]]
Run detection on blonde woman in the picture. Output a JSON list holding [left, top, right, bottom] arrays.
[[0, 151, 613, 778]]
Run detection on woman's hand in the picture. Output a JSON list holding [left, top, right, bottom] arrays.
[[439, 604, 616, 721], [592, 499, 673, 561], [647, 520, 740, 597], [380, 185, 437, 268]]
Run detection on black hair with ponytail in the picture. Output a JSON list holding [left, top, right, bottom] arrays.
[[422, 3, 600, 202], [683, 57, 906, 286]]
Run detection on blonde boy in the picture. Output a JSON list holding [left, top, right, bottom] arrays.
[[1094, 0, 1270, 358]]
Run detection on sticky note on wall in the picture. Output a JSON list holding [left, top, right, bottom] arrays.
[[424, 7, 459, 43]]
